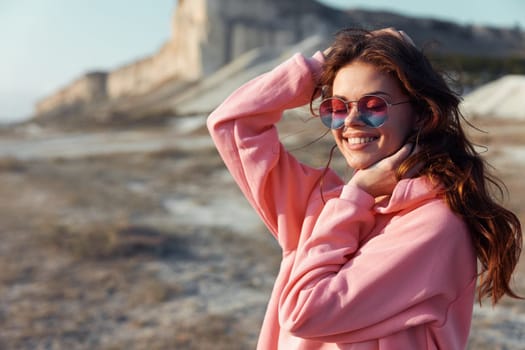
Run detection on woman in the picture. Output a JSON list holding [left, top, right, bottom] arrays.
[[207, 28, 522, 349]]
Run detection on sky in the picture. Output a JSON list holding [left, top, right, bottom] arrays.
[[1, 0, 524, 124]]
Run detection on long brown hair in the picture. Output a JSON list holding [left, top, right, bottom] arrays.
[[314, 28, 522, 304]]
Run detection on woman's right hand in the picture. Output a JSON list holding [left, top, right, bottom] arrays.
[[323, 46, 333, 58], [371, 27, 416, 47]]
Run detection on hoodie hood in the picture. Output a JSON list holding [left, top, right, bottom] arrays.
[[374, 176, 441, 214]]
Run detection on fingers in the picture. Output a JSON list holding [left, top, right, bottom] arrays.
[[378, 143, 413, 170], [372, 27, 416, 47], [348, 144, 418, 198], [349, 143, 422, 198], [398, 30, 416, 47], [372, 27, 399, 37]]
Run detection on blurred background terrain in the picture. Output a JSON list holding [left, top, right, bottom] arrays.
[[1, 0, 524, 349]]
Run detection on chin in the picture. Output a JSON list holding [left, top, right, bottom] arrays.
[[338, 143, 382, 170], [346, 158, 376, 170]]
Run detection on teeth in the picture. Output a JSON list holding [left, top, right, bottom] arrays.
[[348, 137, 377, 145]]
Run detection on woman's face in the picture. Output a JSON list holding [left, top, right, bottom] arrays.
[[331, 61, 417, 170]]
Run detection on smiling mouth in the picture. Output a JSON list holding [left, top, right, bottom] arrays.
[[347, 137, 378, 145]]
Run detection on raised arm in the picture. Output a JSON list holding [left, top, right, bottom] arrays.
[[207, 52, 344, 250]]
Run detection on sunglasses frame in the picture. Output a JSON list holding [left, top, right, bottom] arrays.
[[318, 94, 412, 129]]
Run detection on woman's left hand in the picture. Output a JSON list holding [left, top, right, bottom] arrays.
[[348, 144, 418, 198]]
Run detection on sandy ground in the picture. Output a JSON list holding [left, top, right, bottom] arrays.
[[0, 114, 524, 349]]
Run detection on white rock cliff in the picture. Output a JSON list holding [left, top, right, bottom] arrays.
[[34, 0, 525, 121]]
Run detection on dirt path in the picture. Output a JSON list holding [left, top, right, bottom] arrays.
[[0, 117, 211, 160]]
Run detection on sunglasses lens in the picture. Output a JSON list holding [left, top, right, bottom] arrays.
[[358, 96, 388, 114], [318, 96, 390, 129], [358, 96, 388, 127], [319, 98, 347, 129]]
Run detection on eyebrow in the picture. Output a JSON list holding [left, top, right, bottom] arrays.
[[332, 91, 392, 100]]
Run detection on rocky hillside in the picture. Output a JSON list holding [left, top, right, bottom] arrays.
[[31, 0, 525, 126]]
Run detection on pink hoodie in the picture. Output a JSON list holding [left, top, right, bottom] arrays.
[[207, 52, 477, 349]]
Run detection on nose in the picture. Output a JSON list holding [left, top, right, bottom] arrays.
[[343, 102, 363, 127]]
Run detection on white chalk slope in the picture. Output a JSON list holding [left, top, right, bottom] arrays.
[[461, 75, 525, 120]]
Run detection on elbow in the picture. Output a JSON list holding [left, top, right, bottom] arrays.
[[279, 312, 325, 340], [206, 111, 219, 134], [278, 296, 304, 335], [206, 110, 236, 139], [278, 296, 319, 338], [278, 283, 349, 339], [279, 313, 309, 338]]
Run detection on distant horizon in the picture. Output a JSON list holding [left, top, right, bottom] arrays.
[[321, 0, 525, 29], [1, 0, 523, 123]]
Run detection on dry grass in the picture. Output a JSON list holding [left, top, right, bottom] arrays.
[[0, 156, 25, 172], [39, 222, 188, 260], [0, 116, 524, 349]]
